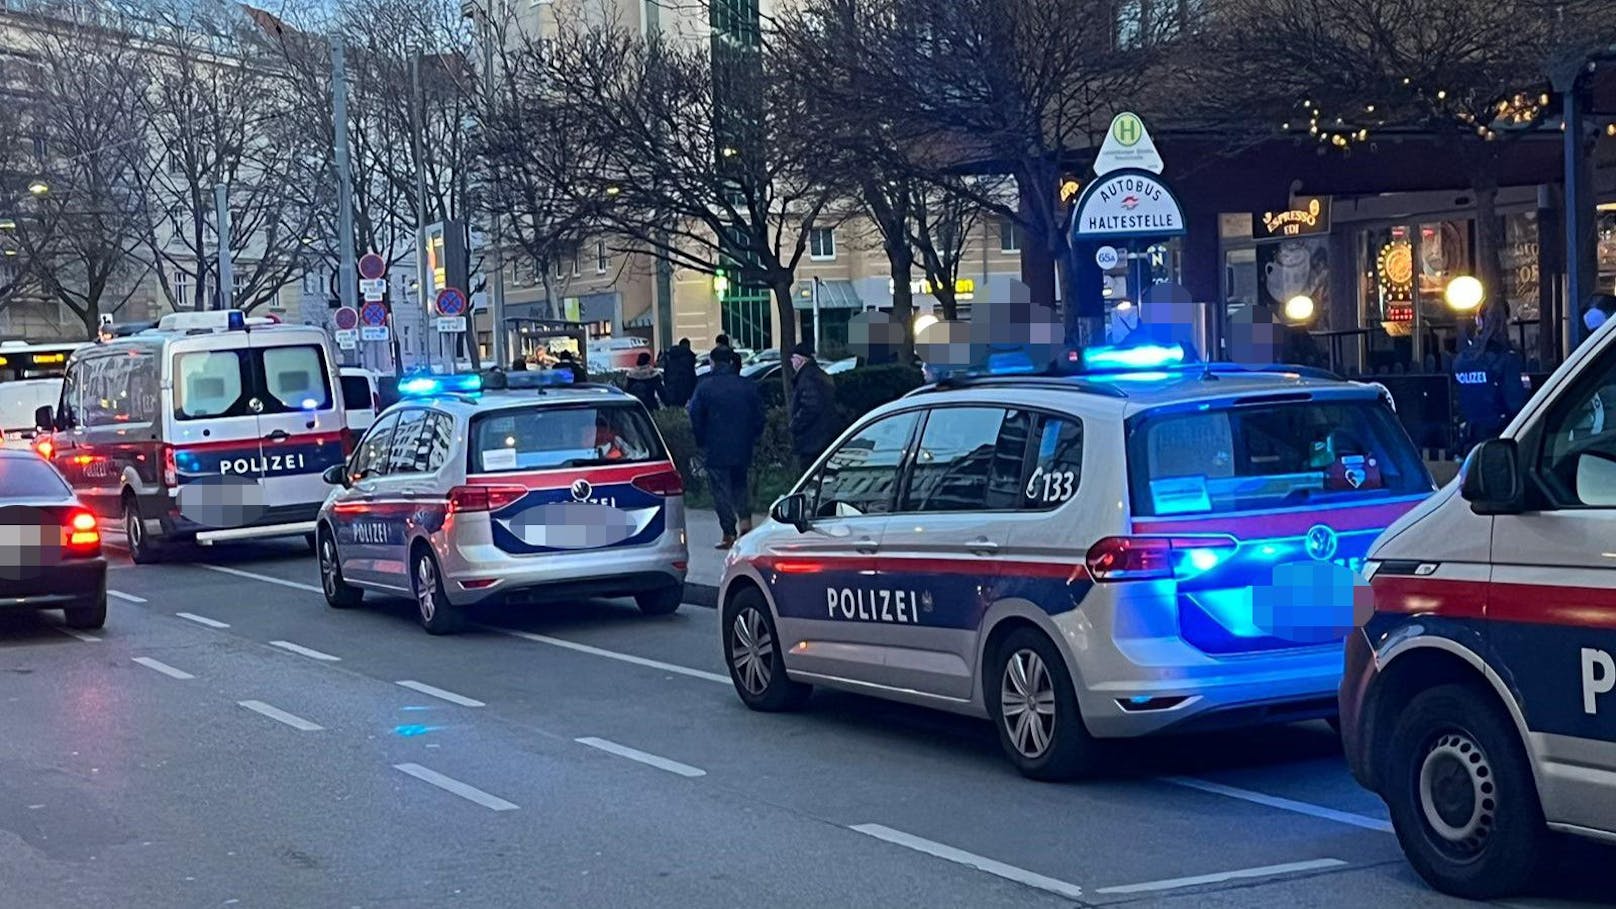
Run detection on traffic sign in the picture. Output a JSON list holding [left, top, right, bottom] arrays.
[[334, 328, 359, 345], [360, 301, 388, 327], [1095, 246, 1121, 270], [359, 278, 386, 295], [1071, 170, 1186, 241], [334, 306, 359, 331], [435, 287, 467, 317], [1093, 112, 1164, 176], [358, 252, 386, 281], [360, 326, 390, 342], [434, 316, 467, 333]]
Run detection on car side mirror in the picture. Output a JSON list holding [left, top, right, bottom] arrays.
[[770, 492, 811, 532], [1460, 438, 1524, 514], [321, 464, 349, 487], [34, 405, 53, 433]]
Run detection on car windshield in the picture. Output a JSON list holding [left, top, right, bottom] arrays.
[[0, 454, 69, 498], [1127, 396, 1429, 516], [468, 403, 664, 472]]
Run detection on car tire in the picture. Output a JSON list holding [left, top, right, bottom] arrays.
[[723, 587, 810, 711], [988, 627, 1101, 781], [411, 547, 463, 635], [635, 584, 683, 616], [1383, 682, 1548, 900], [123, 496, 161, 565], [64, 594, 107, 630], [303, 532, 318, 553], [317, 527, 363, 610]]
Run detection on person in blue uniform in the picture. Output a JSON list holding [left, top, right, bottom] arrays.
[[1452, 305, 1526, 450]]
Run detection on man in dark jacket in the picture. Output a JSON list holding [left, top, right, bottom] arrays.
[[1452, 305, 1526, 450], [688, 349, 765, 547], [623, 352, 663, 410], [663, 338, 697, 406], [555, 349, 585, 384], [788, 340, 838, 474]]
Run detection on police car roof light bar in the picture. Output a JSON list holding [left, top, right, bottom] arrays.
[[1081, 342, 1188, 373], [399, 373, 482, 397]]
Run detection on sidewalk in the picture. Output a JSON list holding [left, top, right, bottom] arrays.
[[682, 507, 730, 606]]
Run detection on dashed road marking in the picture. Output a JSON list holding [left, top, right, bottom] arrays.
[[108, 590, 146, 603], [176, 612, 229, 629], [238, 700, 323, 732], [269, 640, 341, 662], [498, 629, 729, 684], [392, 763, 518, 812], [575, 737, 706, 778], [199, 564, 322, 594], [396, 680, 485, 707], [133, 656, 194, 680], [850, 823, 1085, 901], [1096, 858, 1349, 895], [56, 628, 100, 643], [1163, 776, 1393, 833]]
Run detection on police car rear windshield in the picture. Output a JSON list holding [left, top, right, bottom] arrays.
[[1126, 396, 1427, 517], [175, 345, 333, 420], [468, 403, 665, 473]]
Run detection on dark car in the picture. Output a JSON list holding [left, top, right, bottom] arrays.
[[0, 450, 107, 629]]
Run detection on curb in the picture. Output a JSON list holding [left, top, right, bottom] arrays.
[[685, 582, 718, 609]]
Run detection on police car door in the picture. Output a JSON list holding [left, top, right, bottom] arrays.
[[169, 344, 268, 523], [330, 410, 401, 585], [1488, 342, 1616, 834], [250, 336, 344, 519], [367, 407, 432, 583], [771, 409, 920, 684]]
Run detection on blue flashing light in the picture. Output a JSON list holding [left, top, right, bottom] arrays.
[[504, 369, 575, 389], [300, 397, 319, 410], [226, 310, 245, 330], [399, 373, 482, 397], [1082, 342, 1187, 373], [1184, 548, 1223, 573], [985, 350, 1036, 375]]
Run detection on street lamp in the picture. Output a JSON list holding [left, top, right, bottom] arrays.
[[914, 312, 940, 335], [1444, 275, 1485, 312], [26, 181, 48, 196], [1284, 294, 1316, 323]]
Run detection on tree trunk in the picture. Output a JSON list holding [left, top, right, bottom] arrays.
[[887, 242, 915, 364], [771, 278, 798, 418], [936, 287, 958, 322], [1472, 176, 1505, 333]]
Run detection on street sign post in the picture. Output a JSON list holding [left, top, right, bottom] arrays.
[[334, 306, 359, 331], [1071, 170, 1186, 241], [434, 287, 467, 317], [434, 316, 467, 333], [360, 326, 390, 342], [359, 278, 386, 299], [358, 252, 386, 281], [360, 301, 388, 327], [1093, 111, 1164, 176], [335, 330, 358, 349], [1095, 246, 1121, 270]]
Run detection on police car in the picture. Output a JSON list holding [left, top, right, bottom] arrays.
[[1343, 314, 1616, 899], [720, 343, 1433, 779], [314, 370, 688, 634]]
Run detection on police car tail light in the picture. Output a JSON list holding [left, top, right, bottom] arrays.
[[1085, 535, 1237, 582], [65, 508, 100, 554], [448, 484, 526, 513], [161, 444, 177, 487], [630, 468, 684, 497]]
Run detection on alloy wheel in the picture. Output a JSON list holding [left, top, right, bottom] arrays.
[[319, 537, 339, 597], [415, 556, 437, 623], [730, 607, 773, 695], [1000, 649, 1057, 759]]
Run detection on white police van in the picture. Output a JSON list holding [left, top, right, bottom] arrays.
[[721, 343, 1433, 779], [37, 310, 347, 562], [1344, 314, 1616, 899]]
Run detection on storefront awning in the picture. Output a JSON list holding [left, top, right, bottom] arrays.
[[623, 309, 655, 330], [793, 279, 862, 310]]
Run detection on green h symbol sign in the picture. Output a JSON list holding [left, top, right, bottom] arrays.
[[1113, 114, 1142, 146]]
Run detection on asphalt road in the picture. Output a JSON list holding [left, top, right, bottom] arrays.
[[1, 540, 1611, 909]]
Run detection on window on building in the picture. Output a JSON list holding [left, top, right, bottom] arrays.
[[1115, 0, 1144, 49], [999, 220, 1023, 254], [173, 271, 190, 309], [571, 246, 581, 278], [809, 227, 836, 261], [553, 254, 564, 281], [596, 241, 608, 274]]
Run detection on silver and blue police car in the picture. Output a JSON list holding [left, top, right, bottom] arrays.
[[720, 343, 1434, 779], [315, 371, 688, 634]]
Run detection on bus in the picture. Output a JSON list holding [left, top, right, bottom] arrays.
[[0, 340, 87, 446]]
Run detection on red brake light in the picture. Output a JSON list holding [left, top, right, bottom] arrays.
[[162, 444, 177, 486], [34, 437, 52, 459], [65, 508, 100, 553], [448, 485, 527, 513], [631, 468, 684, 497], [1085, 535, 1238, 582]]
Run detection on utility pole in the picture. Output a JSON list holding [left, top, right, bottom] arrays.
[[479, 19, 507, 370], [214, 184, 232, 311], [333, 44, 360, 359], [411, 52, 431, 374]]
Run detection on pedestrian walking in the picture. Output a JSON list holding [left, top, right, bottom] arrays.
[[663, 338, 697, 406], [555, 349, 585, 384], [788, 340, 838, 475], [1452, 305, 1526, 451], [623, 352, 664, 411], [687, 348, 764, 548]]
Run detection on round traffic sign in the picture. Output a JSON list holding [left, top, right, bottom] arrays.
[[358, 252, 386, 281], [435, 287, 467, 317], [1095, 245, 1120, 270], [334, 306, 359, 331], [360, 301, 389, 327]]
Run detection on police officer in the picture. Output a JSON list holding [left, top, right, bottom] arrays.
[[1452, 304, 1526, 449]]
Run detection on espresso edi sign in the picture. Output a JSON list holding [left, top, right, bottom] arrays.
[[1256, 196, 1331, 241]]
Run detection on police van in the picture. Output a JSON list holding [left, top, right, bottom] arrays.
[[1343, 315, 1616, 899], [36, 310, 347, 562], [720, 343, 1433, 779], [314, 370, 688, 634]]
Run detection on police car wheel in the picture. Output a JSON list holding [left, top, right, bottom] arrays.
[[723, 588, 810, 712], [990, 628, 1099, 781], [318, 529, 362, 609], [1385, 683, 1547, 899], [124, 497, 160, 564], [412, 549, 464, 635]]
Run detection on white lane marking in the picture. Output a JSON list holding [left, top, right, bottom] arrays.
[[850, 823, 1085, 901], [1096, 858, 1348, 895], [176, 612, 230, 629], [57, 628, 100, 643], [575, 737, 706, 778], [132, 656, 194, 680], [392, 763, 518, 812], [269, 640, 341, 662], [199, 564, 323, 594], [1163, 777, 1393, 833], [238, 700, 323, 732], [107, 590, 146, 603], [396, 680, 485, 708], [499, 629, 729, 684]]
